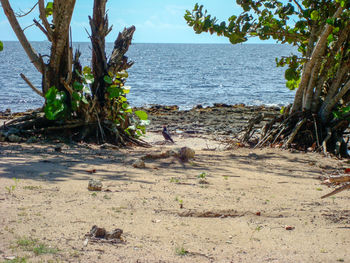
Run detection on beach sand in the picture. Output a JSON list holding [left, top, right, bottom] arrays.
[[1, 105, 350, 262]]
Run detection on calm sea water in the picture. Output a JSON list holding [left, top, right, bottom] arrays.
[[0, 41, 297, 112]]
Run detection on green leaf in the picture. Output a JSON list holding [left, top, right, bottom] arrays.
[[104, 75, 113, 84], [310, 10, 319, 21], [73, 81, 84, 91], [119, 96, 127, 102], [123, 86, 131, 94], [134, 110, 148, 120], [286, 79, 300, 90], [140, 120, 150, 126], [45, 86, 57, 101], [81, 96, 88, 104], [82, 85, 91, 94], [0, 41, 3, 51], [107, 86, 120, 99], [83, 66, 91, 75], [72, 91, 81, 101], [45, 2, 53, 17], [84, 74, 94, 84], [285, 68, 298, 81], [116, 71, 129, 78]]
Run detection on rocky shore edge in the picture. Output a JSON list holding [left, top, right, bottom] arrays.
[[0, 103, 282, 140]]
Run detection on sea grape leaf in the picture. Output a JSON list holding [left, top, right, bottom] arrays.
[[104, 75, 113, 84], [310, 10, 319, 21], [45, 2, 53, 17], [134, 110, 148, 120], [73, 81, 83, 91]]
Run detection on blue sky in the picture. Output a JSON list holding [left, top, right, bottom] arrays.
[[0, 0, 255, 43]]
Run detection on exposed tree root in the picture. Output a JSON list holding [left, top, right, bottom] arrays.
[[242, 110, 349, 157], [0, 110, 150, 147]]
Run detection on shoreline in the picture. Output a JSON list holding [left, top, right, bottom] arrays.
[[0, 103, 281, 138]]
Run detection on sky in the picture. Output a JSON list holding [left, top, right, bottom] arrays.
[[0, 0, 259, 44]]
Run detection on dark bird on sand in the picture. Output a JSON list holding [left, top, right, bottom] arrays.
[[162, 126, 174, 143]]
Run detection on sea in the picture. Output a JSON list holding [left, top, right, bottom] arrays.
[[0, 41, 297, 112]]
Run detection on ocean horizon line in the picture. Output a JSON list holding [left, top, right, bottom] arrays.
[[1, 40, 285, 45]]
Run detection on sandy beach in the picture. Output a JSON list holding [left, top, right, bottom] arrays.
[[1, 105, 350, 263]]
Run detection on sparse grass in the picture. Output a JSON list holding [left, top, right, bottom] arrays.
[[3, 257, 28, 263], [69, 250, 81, 258], [223, 176, 228, 180], [17, 211, 28, 217], [91, 192, 97, 197], [175, 246, 188, 256], [110, 206, 127, 213], [23, 185, 41, 190], [16, 237, 59, 256]]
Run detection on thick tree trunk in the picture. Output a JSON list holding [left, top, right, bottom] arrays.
[[291, 5, 344, 113], [45, 0, 76, 94]]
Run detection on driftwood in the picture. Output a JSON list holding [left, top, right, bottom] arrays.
[[321, 175, 350, 199]]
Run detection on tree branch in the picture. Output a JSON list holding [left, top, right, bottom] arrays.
[[0, 0, 43, 74], [20, 73, 44, 97], [38, 0, 53, 41]]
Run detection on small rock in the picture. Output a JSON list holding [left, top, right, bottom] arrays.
[[179, 147, 195, 161], [8, 134, 21, 142], [248, 152, 259, 159], [54, 146, 62, 152], [88, 179, 102, 191], [26, 136, 38, 143], [285, 225, 295, 230], [132, 159, 145, 168]]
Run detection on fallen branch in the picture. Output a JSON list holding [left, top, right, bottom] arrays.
[[321, 184, 350, 199]]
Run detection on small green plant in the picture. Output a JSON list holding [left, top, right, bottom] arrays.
[[91, 192, 97, 197], [103, 194, 111, 200], [175, 245, 188, 256], [5, 178, 19, 194], [316, 188, 323, 191], [170, 177, 180, 183], [197, 172, 207, 179], [16, 237, 59, 255], [223, 176, 228, 180], [250, 225, 263, 240]]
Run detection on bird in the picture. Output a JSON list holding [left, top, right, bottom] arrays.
[[162, 125, 174, 143]]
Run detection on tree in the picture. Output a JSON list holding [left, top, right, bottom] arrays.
[[0, 0, 148, 145], [185, 0, 350, 156]]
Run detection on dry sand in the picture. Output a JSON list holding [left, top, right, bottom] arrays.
[[1, 107, 350, 262]]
